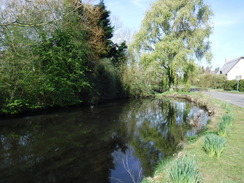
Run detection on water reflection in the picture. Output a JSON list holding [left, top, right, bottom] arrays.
[[0, 99, 208, 183]]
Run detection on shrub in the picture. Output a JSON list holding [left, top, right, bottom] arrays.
[[90, 58, 125, 101], [2, 99, 29, 115], [121, 63, 156, 97], [224, 80, 237, 91], [239, 79, 244, 92], [203, 134, 226, 158], [170, 156, 200, 183], [195, 73, 226, 89]]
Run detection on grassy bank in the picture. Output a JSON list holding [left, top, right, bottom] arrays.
[[143, 92, 244, 183]]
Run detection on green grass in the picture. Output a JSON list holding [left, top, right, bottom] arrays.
[[143, 92, 244, 183], [186, 107, 244, 182], [222, 114, 234, 125], [214, 88, 244, 94], [182, 96, 244, 182]]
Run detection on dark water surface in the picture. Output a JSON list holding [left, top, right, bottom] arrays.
[[0, 99, 208, 183]]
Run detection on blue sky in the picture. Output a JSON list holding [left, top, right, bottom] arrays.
[[103, 0, 244, 69]]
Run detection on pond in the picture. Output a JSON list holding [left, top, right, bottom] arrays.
[[0, 98, 209, 183]]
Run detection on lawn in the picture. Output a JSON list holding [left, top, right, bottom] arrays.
[[186, 105, 244, 183], [143, 92, 244, 183], [201, 105, 243, 182]]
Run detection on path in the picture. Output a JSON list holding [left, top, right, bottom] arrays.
[[203, 90, 244, 108]]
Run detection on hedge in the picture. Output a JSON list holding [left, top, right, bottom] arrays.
[[224, 79, 244, 92], [239, 80, 244, 91], [195, 74, 226, 89]]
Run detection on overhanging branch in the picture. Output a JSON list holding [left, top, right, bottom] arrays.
[[0, 3, 83, 27]]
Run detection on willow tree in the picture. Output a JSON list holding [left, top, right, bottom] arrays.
[[132, 0, 213, 90]]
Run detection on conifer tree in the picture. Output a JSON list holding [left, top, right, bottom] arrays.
[[97, 0, 114, 52]]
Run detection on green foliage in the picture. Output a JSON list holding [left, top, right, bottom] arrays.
[[224, 80, 237, 91], [33, 28, 91, 106], [0, 28, 45, 113], [141, 179, 150, 183], [89, 58, 125, 102], [2, 99, 28, 115], [97, 0, 113, 41], [218, 114, 234, 136], [218, 122, 228, 137], [223, 79, 244, 92], [195, 73, 226, 89], [222, 102, 230, 111], [121, 63, 157, 97], [186, 130, 209, 143], [170, 156, 200, 183], [239, 79, 244, 91], [110, 42, 128, 66], [222, 114, 234, 125], [154, 157, 173, 174], [131, 0, 213, 90], [96, 0, 114, 57], [0, 1, 128, 114], [203, 134, 226, 158], [183, 83, 191, 92]]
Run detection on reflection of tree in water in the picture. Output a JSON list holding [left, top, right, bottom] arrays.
[[118, 99, 203, 177], [0, 99, 208, 183], [0, 113, 126, 183]]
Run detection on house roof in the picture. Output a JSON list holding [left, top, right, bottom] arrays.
[[219, 57, 244, 74]]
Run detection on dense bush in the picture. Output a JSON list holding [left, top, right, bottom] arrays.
[[239, 80, 244, 91], [32, 29, 91, 107], [0, 1, 127, 115], [223, 79, 244, 92], [223, 80, 237, 91], [89, 58, 125, 102], [195, 73, 244, 92], [121, 64, 151, 97], [194, 73, 226, 89], [121, 63, 162, 97]]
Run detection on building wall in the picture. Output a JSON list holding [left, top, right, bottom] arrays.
[[227, 58, 244, 80]]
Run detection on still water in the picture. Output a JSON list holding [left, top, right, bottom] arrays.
[[0, 99, 208, 183]]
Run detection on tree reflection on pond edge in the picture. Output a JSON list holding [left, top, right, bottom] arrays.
[[0, 98, 208, 183]]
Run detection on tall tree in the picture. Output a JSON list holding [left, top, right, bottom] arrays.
[[97, 0, 114, 57], [97, 0, 114, 52], [132, 0, 213, 90], [0, 0, 97, 113]]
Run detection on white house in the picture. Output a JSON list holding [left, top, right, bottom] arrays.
[[219, 57, 244, 80]]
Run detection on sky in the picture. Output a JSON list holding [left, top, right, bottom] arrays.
[[102, 0, 244, 69]]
